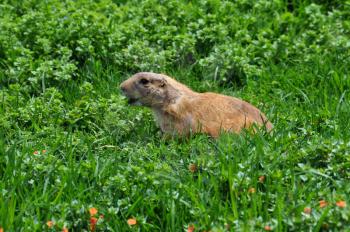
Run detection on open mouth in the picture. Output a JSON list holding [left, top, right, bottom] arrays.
[[127, 97, 139, 105]]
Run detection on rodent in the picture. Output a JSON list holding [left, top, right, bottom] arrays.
[[120, 72, 273, 138]]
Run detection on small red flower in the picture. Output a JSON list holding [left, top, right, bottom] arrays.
[[127, 218, 137, 226], [89, 207, 98, 216], [258, 175, 266, 183], [264, 225, 272, 231], [33, 150, 39, 155], [188, 224, 195, 232], [46, 220, 54, 227], [248, 187, 256, 194], [90, 217, 98, 232], [188, 164, 197, 173], [303, 207, 312, 214], [336, 200, 346, 208], [90, 217, 98, 224], [62, 228, 68, 232], [319, 200, 328, 208]]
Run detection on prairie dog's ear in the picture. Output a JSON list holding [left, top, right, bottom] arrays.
[[159, 78, 167, 87], [152, 77, 167, 87]]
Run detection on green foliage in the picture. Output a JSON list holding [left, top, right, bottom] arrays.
[[1, 0, 349, 90], [0, 0, 349, 231]]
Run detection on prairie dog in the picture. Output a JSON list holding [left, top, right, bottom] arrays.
[[120, 72, 273, 138]]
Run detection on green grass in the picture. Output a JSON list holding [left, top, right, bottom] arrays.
[[1, 0, 350, 231]]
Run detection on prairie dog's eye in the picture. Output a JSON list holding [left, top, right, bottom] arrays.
[[139, 78, 149, 85]]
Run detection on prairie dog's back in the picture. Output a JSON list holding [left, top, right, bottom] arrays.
[[177, 92, 272, 136]]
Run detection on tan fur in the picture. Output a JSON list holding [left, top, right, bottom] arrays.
[[120, 72, 273, 138]]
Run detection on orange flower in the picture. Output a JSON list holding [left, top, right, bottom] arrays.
[[89, 207, 98, 216], [188, 224, 195, 232], [188, 164, 197, 173], [33, 150, 39, 155], [248, 187, 256, 193], [127, 218, 137, 226], [258, 175, 265, 183], [264, 225, 272, 231], [42, 149, 47, 154], [90, 217, 98, 232], [0, 227, 3, 232], [319, 200, 328, 208], [46, 220, 54, 227], [303, 207, 312, 214], [62, 228, 68, 232], [336, 200, 346, 208]]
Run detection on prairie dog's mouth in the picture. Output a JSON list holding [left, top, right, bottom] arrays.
[[127, 97, 142, 106], [120, 91, 142, 106], [128, 97, 138, 104]]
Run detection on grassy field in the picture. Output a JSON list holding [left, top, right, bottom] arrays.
[[0, 0, 350, 231]]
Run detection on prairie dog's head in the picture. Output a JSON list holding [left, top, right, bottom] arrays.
[[120, 72, 169, 107]]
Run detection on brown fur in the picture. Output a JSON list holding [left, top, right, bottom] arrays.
[[120, 72, 273, 138]]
